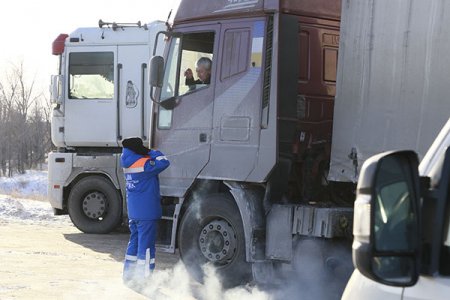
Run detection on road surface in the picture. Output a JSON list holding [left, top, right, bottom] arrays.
[[0, 194, 350, 300], [0, 218, 181, 299]]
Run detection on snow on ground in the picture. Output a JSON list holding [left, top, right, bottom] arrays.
[[0, 170, 70, 225], [0, 194, 70, 225], [0, 170, 48, 200]]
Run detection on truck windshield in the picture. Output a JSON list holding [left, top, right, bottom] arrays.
[[69, 52, 114, 99], [160, 32, 215, 102]]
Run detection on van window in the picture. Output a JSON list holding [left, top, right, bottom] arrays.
[[68, 52, 114, 99], [440, 185, 450, 275]]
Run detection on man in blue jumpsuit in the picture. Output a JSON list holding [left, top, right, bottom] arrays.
[[121, 137, 170, 288]]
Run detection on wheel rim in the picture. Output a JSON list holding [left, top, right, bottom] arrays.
[[199, 219, 237, 264], [82, 191, 107, 220]]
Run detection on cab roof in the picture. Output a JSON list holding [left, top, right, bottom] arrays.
[[67, 21, 165, 46], [174, 0, 341, 24]]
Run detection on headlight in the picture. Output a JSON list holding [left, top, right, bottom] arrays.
[[353, 194, 371, 243]]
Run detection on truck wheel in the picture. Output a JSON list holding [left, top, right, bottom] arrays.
[[68, 176, 122, 234], [178, 193, 251, 287]]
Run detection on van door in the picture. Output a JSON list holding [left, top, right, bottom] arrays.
[[117, 44, 151, 142], [403, 174, 450, 299], [153, 25, 220, 196], [402, 276, 450, 299], [64, 47, 118, 147]]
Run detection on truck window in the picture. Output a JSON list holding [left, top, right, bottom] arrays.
[[68, 52, 114, 99], [158, 32, 215, 129], [160, 32, 214, 101], [160, 37, 181, 102], [221, 28, 251, 80]]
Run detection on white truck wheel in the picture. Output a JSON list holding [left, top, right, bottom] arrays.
[[68, 176, 122, 234]]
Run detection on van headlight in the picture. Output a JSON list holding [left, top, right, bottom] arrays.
[[353, 194, 371, 243]]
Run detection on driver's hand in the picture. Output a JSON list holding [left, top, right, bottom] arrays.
[[184, 68, 193, 79]]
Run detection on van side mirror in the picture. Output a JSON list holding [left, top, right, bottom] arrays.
[[353, 151, 421, 286], [50, 75, 63, 104], [149, 56, 164, 88]]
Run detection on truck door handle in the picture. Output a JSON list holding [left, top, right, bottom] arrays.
[[141, 63, 147, 140], [117, 63, 123, 140], [199, 133, 207, 143]]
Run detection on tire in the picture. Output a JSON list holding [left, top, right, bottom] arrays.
[[68, 176, 122, 234], [178, 193, 251, 287]]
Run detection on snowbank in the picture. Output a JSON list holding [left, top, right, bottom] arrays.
[[0, 194, 70, 225], [0, 170, 70, 225], [0, 170, 47, 200]]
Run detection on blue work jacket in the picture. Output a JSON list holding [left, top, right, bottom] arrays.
[[121, 148, 170, 220]]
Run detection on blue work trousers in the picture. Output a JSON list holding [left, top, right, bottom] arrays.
[[123, 219, 158, 282]]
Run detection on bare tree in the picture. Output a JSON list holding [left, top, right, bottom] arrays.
[[0, 68, 19, 177], [0, 83, 5, 176], [0, 60, 51, 177], [29, 101, 51, 169]]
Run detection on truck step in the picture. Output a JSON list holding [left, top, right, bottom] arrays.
[[156, 203, 182, 253]]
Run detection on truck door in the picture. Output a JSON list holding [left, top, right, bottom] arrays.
[[153, 26, 220, 196], [199, 18, 267, 181], [64, 47, 118, 147], [118, 45, 151, 142]]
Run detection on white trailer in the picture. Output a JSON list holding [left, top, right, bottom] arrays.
[[48, 21, 165, 233], [329, 0, 450, 183]]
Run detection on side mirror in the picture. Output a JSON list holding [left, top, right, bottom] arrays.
[[353, 150, 421, 286], [149, 56, 164, 88], [160, 97, 180, 110], [50, 75, 63, 104]]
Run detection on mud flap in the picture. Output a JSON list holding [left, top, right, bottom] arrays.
[[266, 204, 293, 261]]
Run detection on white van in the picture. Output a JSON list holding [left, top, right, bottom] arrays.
[[342, 118, 450, 300]]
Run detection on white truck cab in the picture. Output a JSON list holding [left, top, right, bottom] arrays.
[[342, 118, 450, 299], [50, 21, 165, 147], [47, 21, 165, 234]]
